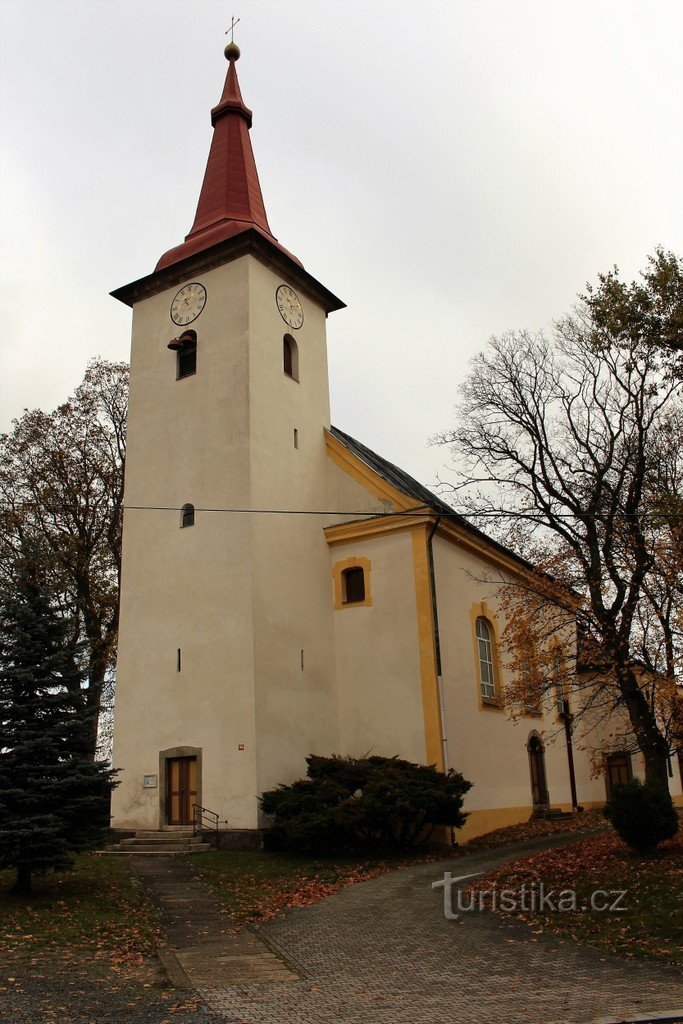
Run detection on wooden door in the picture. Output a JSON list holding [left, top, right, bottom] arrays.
[[528, 737, 549, 807], [166, 756, 197, 825]]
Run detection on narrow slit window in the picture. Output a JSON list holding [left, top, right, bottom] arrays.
[[283, 334, 299, 380], [293, 428, 299, 449], [181, 503, 195, 528], [342, 566, 365, 604]]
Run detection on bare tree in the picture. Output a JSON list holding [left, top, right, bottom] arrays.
[[0, 359, 128, 759], [435, 251, 682, 792]]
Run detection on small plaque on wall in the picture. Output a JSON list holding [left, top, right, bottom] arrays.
[[143, 774, 158, 788]]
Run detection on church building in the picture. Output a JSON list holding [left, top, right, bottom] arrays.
[[110, 42, 678, 842]]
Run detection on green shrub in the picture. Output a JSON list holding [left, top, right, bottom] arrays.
[[260, 754, 472, 854], [604, 778, 679, 852]]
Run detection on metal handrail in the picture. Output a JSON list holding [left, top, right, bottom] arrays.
[[192, 803, 227, 836]]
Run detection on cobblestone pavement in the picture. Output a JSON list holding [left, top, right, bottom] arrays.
[[186, 835, 683, 1024]]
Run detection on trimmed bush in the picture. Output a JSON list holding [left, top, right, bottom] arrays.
[[604, 778, 679, 852], [260, 754, 472, 855]]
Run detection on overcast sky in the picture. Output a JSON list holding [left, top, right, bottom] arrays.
[[1, 0, 681, 490]]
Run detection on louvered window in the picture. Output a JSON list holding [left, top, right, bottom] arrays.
[[177, 335, 197, 378]]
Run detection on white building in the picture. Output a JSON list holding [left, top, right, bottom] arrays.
[[110, 44, 681, 842]]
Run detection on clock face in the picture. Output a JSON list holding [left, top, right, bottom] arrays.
[[276, 285, 304, 329], [170, 282, 207, 326]]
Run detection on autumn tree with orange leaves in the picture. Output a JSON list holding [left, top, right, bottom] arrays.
[[436, 250, 682, 793]]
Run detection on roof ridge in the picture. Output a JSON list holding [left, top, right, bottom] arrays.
[[329, 424, 536, 573]]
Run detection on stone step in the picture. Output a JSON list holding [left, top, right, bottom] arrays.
[[118, 843, 212, 853], [134, 831, 195, 840], [121, 837, 195, 848], [533, 807, 574, 820], [96, 849, 193, 857], [97, 843, 212, 856]]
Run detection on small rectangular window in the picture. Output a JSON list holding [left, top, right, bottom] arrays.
[[343, 567, 365, 604], [293, 428, 299, 449]]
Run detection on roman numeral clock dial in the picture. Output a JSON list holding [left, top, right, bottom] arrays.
[[170, 282, 207, 325], [276, 284, 304, 329]]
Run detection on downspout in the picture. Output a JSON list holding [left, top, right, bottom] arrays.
[[427, 515, 457, 845], [562, 701, 580, 813]]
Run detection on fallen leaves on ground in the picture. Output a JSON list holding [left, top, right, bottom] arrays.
[[464, 809, 605, 851], [470, 826, 682, 965], [204, 862, 388, 929]]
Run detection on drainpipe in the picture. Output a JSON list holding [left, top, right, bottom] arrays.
[[427, 516, 457, 845], [562, 701, 580, 812]]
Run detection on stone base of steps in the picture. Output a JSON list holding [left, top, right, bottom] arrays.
[[96, 848, 209, 857], [134, 830, 195, 840], [119, 843, 211, 853], [97, 829, 212, 856], [532, 807, 574, 820]]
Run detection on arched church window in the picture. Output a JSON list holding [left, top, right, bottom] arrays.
[[177, 330, 197, 379], [181, 503, 195, 528], [283, 334, 299, 380], [476, 616, 497, 701], [342, 566, 365, 604]]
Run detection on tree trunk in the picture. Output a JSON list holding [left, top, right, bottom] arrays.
[[642, 748, 671, 792], [618, 665, 671, 795], [11, 864, 33, 897]]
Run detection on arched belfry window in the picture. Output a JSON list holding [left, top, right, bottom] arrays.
[[177, 330, 197, 379], [283, 334, 299, 380], [476, 616, 496, 701], [181, 503, 195, 528]]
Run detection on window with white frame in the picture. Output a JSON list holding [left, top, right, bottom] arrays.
[[553, 654, 567, 717], [476, 617, 496, 700]]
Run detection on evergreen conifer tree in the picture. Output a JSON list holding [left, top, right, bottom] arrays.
[[0, 545, 116, 895]]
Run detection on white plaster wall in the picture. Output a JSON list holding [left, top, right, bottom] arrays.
[[331, 531, 427, 763], [112, 258, 261, 829], [432, 535, 598, 817], [245, 259, 343, 800]]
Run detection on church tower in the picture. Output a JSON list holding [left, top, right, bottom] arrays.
[[110, 42, 345, 832]]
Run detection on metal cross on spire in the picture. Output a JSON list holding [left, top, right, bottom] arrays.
[[225, 15, 240, 43]]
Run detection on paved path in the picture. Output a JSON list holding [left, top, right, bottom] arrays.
[[131, 835, 683, 1024], [129, 857, 297, 988]]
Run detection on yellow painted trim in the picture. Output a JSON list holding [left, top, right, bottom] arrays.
[[555, 800, 604, 813], [469, 601, 506, 712], [411, 525, 445, 771], [457, 801, 607, 842], [457, 805, 532, 842], [321, 465, 574, 606], [331, 556, 373, 610], [325, 513, 426, 546], [325, 430, 415, 511]]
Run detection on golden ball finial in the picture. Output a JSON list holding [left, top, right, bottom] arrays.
[[224, 41, 240, 61]]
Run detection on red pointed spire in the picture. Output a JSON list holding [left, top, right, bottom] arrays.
[[156, 44, 300, 271]]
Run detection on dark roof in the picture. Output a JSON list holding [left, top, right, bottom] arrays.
[[330, 425, 535, 573]]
